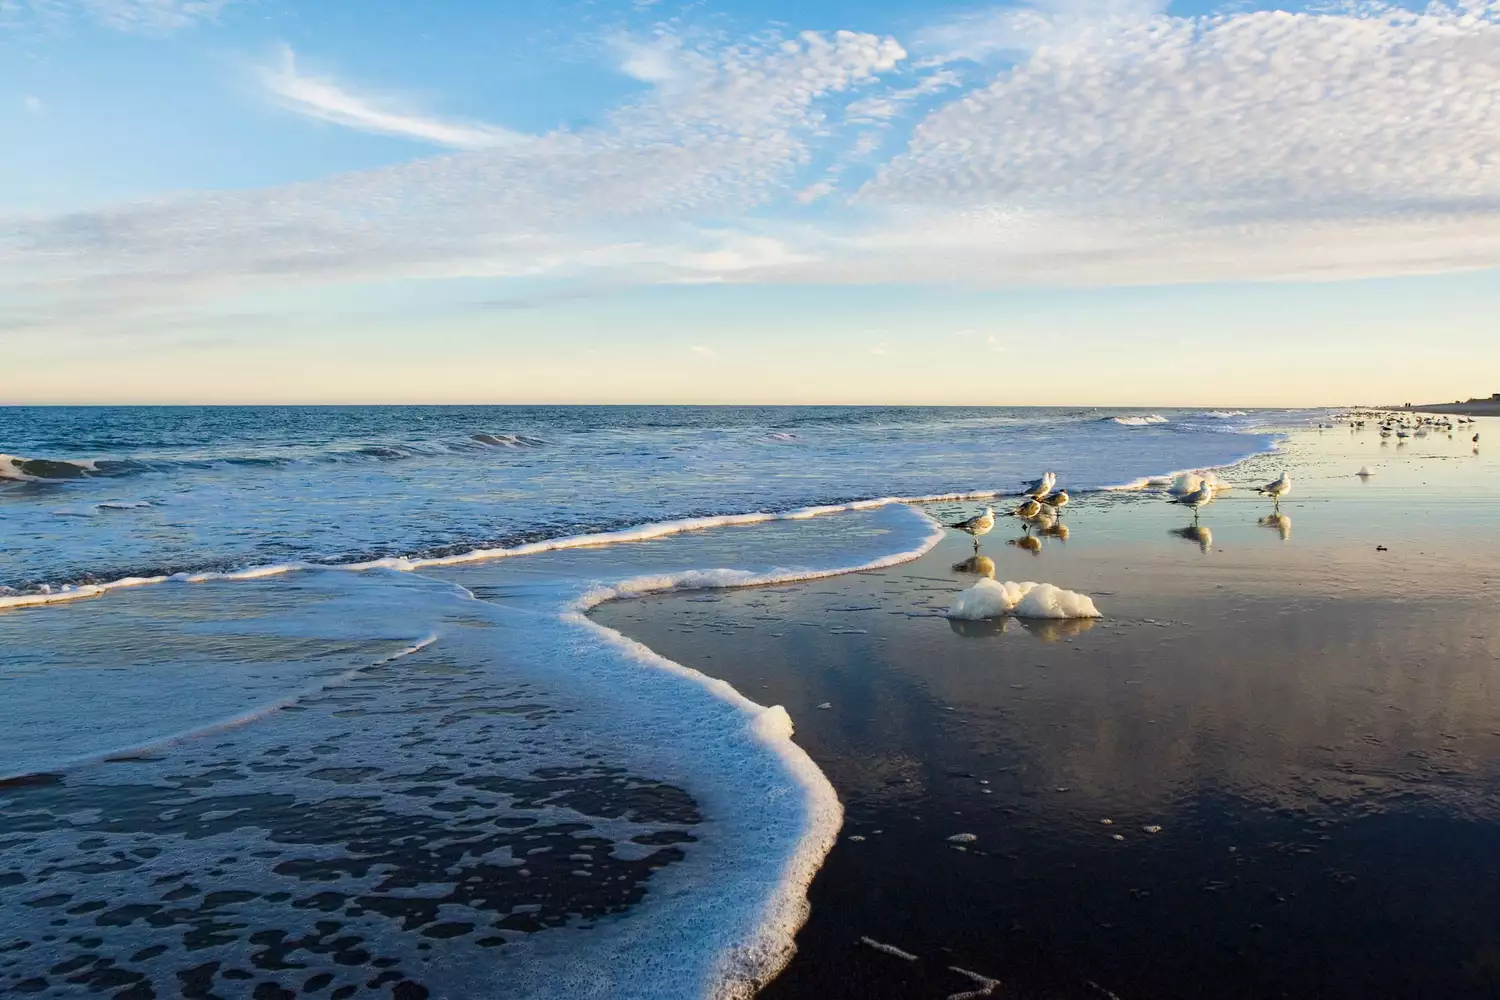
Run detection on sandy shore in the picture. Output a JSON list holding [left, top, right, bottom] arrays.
[[595, 419, 1500, 999]]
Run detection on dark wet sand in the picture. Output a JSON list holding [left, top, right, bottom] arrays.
[[596, 422, 1500, 999]]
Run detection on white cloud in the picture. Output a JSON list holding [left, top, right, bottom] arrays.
[[22, 94, 43, 115], [916, 0, 1167, 63], [2, 29, 904, 330], [796, 181, 835, 204], [8, 5, 1500, 337], [845, 68, 960, 122], [257, 44, 525, 150], [843, 1, 1500, 283], [3, 0, 235, 33], [616, 34, 681, 83], [689, 344, 714, 356]]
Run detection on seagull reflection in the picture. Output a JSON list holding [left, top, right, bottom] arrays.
[[952, 555, 997, 578], [1259, 512, 1291, 541], [1170, 524, 1213, 553], [1008, 534, 1043, 555], [1018, 616, 1098, 642], [1040, 521, 1070, 541]]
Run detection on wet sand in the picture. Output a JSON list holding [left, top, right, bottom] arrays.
[[595, 420, 1500, 999]]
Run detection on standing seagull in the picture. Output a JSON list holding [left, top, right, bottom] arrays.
[[1022, 472, 1057, 500], [1169, 482, 1216, 522], [1009, 499, 1045, 533], [1256, 472, 1292, 508], [1040, 488, 1071, 518], [950, 506, 996, 550]]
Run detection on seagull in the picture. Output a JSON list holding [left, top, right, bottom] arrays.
[[1009, 498, 1050, 533], [1021, 472, 1057, 499], [1169, 482, 1216, 521], [1039, 488, 1071, 517], [1256, 472, 1292, 508], [950, 506, 995, 549], [1011, 498, 1043, 520]]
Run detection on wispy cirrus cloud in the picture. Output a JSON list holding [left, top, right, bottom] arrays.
[[2, 28, 906, 328], [257, 44, 526, 150], [2, 0, 235, 33]]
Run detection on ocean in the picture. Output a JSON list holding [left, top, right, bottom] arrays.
[[0, 405, 1308, 999]]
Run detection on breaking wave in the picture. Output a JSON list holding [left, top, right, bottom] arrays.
[[0, 433, 548, 486]]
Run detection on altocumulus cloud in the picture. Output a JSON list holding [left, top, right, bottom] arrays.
[[5, 1, 1500, 335]]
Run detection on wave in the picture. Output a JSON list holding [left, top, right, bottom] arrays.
[[1, 453, 116, 482], [473, 432, 546, 448], [0, 490, 999, 610], [1202, 410, 1248, 419], [1108, 414, 1170, 426], [0, 433, 549, 486]]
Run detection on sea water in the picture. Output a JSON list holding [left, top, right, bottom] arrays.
[[0, 405, 1306, 999]]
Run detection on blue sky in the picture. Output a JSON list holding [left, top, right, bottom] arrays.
[[3, 0, 1500, 405]]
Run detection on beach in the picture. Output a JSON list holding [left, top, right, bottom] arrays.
[[3, 408, 1496, 999], [595, 420, 1500, 999]]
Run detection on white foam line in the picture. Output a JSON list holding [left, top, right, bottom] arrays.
[[859, 937, 920, 962], [551, 514, 945, 996], [0, 633, 438, 784], [0, 492, 988, 612], [1099, 438, 1289, 493]]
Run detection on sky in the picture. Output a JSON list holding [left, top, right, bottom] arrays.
[[2, 0, 1499, 406]]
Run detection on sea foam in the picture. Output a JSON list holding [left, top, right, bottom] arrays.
[[2, 502, 947, 999], [947, 579, 1102, 620]]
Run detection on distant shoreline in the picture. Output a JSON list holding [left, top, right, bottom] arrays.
[[1406, 400, 1500, 416]]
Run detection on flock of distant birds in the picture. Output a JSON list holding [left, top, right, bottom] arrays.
[[948, 407, 1482, 554], [1354, 411, 1480, 445]]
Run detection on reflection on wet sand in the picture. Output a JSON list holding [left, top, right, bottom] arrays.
[[1017, 615, 1097, 642], [1170, 524, 1213, 553], [945, 609, 1097, 642], [1259, 512, 1292, 540], [1040, 521, 1070, 541], [947, 615, 1011, 639], [1008, 534, 1043, 554], [951, 555, 996, 578]]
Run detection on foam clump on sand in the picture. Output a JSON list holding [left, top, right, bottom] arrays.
[[1168, 470, 1231, 497], [947, 579, 1101, 620]]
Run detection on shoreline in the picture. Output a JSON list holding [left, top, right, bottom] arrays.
[[4, 410, 1490, 1000], [1398, 401, 1500, 416], [595, 419, 1500, 999]]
